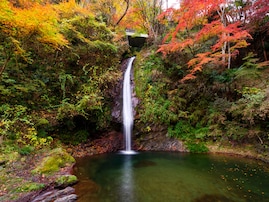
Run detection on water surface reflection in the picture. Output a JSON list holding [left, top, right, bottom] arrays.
[[74, 152, 269, 202]]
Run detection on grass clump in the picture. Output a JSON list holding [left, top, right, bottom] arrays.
[[18, 146, 34, 156], [16, 182, 45, 192]]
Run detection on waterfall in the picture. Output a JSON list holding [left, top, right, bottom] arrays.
[[122, 57, 136, 154]]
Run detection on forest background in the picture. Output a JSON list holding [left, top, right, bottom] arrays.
[[0, 0, 269, 199]]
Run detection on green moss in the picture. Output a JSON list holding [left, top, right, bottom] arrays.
[[36, 118, 49, 126], [16, 182, 45, 192], [55, 175, 78, 187], [32, 148, 75, 174]]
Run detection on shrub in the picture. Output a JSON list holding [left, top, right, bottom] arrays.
[[186, 142, 209, 153], [18, 146, 34, 155]]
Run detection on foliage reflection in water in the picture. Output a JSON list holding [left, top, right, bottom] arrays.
[[73, 152, 269, 202]]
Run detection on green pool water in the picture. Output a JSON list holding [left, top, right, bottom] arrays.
[[73, 152, 269, 202]]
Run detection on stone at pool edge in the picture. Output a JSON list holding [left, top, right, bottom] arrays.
[[31, 186, 77, 202], [54, 194, 78, 202]]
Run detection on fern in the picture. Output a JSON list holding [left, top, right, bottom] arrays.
[[58, 72, 74, 99]]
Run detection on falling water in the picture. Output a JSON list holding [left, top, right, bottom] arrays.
[[122, 57, 136, 154]]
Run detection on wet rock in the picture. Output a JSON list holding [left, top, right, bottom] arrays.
[[54, 194, 77, 202], [111, 60, 125, 124], [55, 175, 78, 188], [69, 131, 124, 157], [134, 122, 187, 152], [31, 186, 76, 202], [137, 132, 186, 152]]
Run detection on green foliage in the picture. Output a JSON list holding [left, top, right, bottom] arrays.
[[59, 72, 74, 99], [167, 121, 209, 153], [141, 96, 177, 125], [210, 69, 237, 83], [35, 118, 49, 127], [168, 120, 193, 139], [186, 142, 209, 153], [58, 129, 89, 145], [230, 87, 266, 125], [73, 130, 89, 143], [207, 98, 231, 126], [135, 52, 178, 125], [168, 120, 209, 140], [0, 104, 54, 149], [18, 145, 34, 155], [56, 100, 77, 121], [134, 52, 166, 98], [0, 0, 123, 149], [234, 67, 261, 81], [18, 127, 53, 149], [240, 52, 263, 69], [0, 144, 20, 163], [224, 121, 249, 141]]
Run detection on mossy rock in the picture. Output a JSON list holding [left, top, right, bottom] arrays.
[[32, 148, 75, 174], [36, 118, 49, 126], [55, 175, 78, 188]]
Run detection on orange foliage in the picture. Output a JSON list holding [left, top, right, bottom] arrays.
[[0, 0, 94, 52], [119, 7, 143, 31], [157, 38, 194, 56], [0, 0, 71, 49]]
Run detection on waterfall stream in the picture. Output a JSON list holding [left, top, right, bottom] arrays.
[[122, 57, 136, 154]]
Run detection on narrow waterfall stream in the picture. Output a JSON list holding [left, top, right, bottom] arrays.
[[122, 57, 136, 154]]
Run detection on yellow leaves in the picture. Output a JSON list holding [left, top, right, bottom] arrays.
[[0, 0, 13, 20], [0, 0, 71, 50], [14, 3, 56, 34], [53, 0, 91, 19], [0, 1, 14, 36]]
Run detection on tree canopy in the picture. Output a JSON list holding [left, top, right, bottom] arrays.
[[157, 0, 269, 81]]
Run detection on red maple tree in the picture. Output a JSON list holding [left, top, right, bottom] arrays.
[[158, 0, 252, 81]]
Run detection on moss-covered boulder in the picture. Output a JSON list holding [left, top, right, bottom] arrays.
[[55, 175, 78, 188], [32, 148, 75, 174]]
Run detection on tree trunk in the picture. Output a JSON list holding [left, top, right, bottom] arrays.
[[115, 0, 130, 26], [227, 38, 231, 69], [0, 57, 10, 77], [261, 37, 268, 61]]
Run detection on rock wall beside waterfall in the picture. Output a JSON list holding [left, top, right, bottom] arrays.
[[134, 123, 187, 152]]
